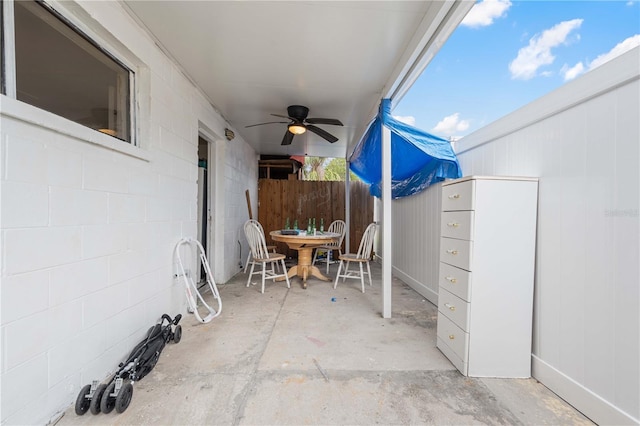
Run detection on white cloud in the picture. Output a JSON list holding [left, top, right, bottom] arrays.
[[562, 62, 585, 81], [509, 19, 583, 80], [561, 34, 639, 82], [393, 115, 416, 126], [432, 113, 470, 136], [589, 34, 640, 70], [461, 0, 512, 28]]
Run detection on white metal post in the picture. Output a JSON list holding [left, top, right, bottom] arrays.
[[382, 124, 392, 318], [345, 161, 351, 253]]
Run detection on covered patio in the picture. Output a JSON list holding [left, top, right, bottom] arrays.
[[57, 263, 591, 425], [1, 1, 637, 424]]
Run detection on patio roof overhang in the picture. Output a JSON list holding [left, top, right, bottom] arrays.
[[122, 1, 474, 159]]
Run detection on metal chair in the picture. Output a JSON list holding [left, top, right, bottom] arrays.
[[311, 219, 346, 274], [333, 223, 377, 293], [244, 220, 290, 293], [244, 219, 277, 273]]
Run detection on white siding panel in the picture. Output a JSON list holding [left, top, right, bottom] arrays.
[[392, 182, 441, 303], [447, 49, 640, 424]]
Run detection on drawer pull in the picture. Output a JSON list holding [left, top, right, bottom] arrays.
[[446, 249, 458, 255], [448, 194, 460, 200], [447, 222, 460, 228], [444, 303, 456, 311], [448, 334, 455, 340], [445, 276, 457, 284]]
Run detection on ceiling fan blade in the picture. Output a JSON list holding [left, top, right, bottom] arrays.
[[305, 118, 343, 126], [306, 124, 339, 143], [271, 113, 294, 120], [245, 121, 288, 128], [281, 130, 294, 145]]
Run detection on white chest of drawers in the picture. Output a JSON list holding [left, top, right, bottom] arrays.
[[436, 176, 538, 378]]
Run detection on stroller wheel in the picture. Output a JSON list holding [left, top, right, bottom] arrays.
[[172, 325, 182, 343], [115, 382, 134, 413], [90, 384, 107, 414], [100, 382, 116, 414], [74, 384, 92, 415]]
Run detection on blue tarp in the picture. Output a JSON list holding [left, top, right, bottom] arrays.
[[349, 99, 462, 199]]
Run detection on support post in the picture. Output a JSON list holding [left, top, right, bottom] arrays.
[[382, 124, 392, 318], [345, 161, 351, 253]]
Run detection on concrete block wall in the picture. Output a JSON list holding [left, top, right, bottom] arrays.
[[0, 2, 257, 424]]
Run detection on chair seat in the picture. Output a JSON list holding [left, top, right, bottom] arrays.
[[311, 219, 346, 275], [255, 252, 286, 262], [244, 219, 290, 293], [338, 253, 367, 262], [334, 223, 377, 293]]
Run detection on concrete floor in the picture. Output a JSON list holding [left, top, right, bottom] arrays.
[[59, 261, 593, 425]]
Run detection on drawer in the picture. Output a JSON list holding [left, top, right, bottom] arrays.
[[436, 312, 469, 366], [442, 179, 475, 211], [439, 262, 471, 302], [440, 237, 473, 271], [441, 211, 475, 240], [437, 336, 467, 375], [438, 288, 470, 331]]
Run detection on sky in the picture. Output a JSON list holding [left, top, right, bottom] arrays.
[[393, 0, 640, 140]]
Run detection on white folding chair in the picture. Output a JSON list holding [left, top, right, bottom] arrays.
[[244, 220, 290, 293], [311, 220, 346, 274], [244, 219, 277, 273], [333, 223, 377, 293]]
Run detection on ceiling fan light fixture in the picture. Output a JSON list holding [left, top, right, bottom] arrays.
[[288, 124, 306, 135]]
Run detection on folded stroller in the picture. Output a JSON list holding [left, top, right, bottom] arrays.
[[75, 313, 182, 415]]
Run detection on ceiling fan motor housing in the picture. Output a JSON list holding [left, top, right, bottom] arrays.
[[287, 105, 309, 121]]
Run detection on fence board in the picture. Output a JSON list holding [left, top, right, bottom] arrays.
[[258, 179, 373, 258]]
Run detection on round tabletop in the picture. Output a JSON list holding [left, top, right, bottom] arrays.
[[270, 230, 339, 245]]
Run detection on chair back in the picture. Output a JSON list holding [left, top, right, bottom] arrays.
[[355, 223, 377, 260], [244, 220, 270, 260], [326, 220, 346, 248]]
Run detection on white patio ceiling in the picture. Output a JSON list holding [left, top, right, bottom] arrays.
[[122, 1, 472, 159]]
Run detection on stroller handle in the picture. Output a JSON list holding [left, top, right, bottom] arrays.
[[161, 313, 182, 325]]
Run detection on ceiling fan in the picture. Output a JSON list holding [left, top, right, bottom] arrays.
[[245, 105, 343, 145]]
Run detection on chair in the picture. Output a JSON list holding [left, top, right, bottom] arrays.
[[333, 223, 377, 293], [244, 220, 290, 293], [311, 220, 346, 274], [244, 219, 277, 273]]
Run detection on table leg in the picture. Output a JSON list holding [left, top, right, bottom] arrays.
[[274, 247, 333, 289]]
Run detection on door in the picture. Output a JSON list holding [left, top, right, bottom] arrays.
[[197, 135, 213, 283]]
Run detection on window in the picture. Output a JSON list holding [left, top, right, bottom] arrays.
[[7, 1, 132, 143]]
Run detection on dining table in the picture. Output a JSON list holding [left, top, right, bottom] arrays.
[[270, 230, 340, 289]]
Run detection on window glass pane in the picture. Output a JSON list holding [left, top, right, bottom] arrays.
[[14, 1, 131, 142]]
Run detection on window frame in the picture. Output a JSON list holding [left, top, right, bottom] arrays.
[[1, 0, 140, 150]]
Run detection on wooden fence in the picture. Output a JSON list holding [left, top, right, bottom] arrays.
[[257, 179, 374, 258]]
